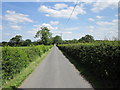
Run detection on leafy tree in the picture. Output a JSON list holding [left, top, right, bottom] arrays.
[[71, 39, 78, 43], [35, 27, 52, 45], [79, 35, 94, 43], [53, 35, 62, 44], [2, 41, 8, 46], [8, 35, 22, 46], [22, 39, 32, 46]]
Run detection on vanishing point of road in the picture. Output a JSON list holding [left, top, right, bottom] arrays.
[[20, 46, 93, 88]]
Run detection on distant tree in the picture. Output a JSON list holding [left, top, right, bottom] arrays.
[[72, 39, 78, 43], [32, 41, 38, 45], [8, 35, 22, 46], [2, 41, 8, 46], [53, 35, 62, 44], [62, 40, 71, 44], [35, 27, 52, 45], [22, 39, 32, 46], [36, 39, 43, 45], [79, 37, 86, 43], [79, 35, 94, 43]]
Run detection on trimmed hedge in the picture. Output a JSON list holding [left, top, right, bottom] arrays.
[[58, 42, 120, 88], [2, 45, 52, 84]]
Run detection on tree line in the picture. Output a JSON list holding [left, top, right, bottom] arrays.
[[1, 27, 94, 47]]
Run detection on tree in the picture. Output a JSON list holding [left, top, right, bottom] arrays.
[[22, 39, 32, 46], [53, 35, 62, 44], [9, 35, 22, 46], [35, 27, 52, 45], [2, 41, 8, 46], [71, 39, 78, 43], [79, 35, 94, 43]]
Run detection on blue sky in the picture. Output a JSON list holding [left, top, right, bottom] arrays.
[[1, 1, 119, 41]]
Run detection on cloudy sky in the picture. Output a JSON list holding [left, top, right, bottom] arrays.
[[1, 0, 119, 41]]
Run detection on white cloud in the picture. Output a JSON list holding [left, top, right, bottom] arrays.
[[41, 23, 58, 30], [62, 27, 79, 31], [88, 16, 103, 22], [54, 4, 68, 10], [51, 0, 118, 14], [87, 26, 95, 32], [35, 0, 119, 3], [10, 25, 22, 30], [0, 25, 2, 30], [92, 26, 118, 40], [96, 19, 118, 26], [52, 31, 72, 34], [63, 32, 72, 34], [93, 19, 118, 40], [4, 10, 33, 23], [96, 16, 103, 19], [4, 33, 11, 36], [115, 14, 118, 17], [45, 14, 50, 17], [115, 13, 120, 17], [52, 31, 74, 39], [91, 1, 118, 13], [89, 29, 94, 32], [88, 18, 95, 21], [27, 30, 36, 36], [28, 22, 58, 37], [89, 26, 95, 29], [0, 15, 2, 19], [112, 19, 118, 23], [96, 21, 113, 25], [36, 0, 42, 2], [50, 21, 59, 25], [62, 32, 81, 40], [38, 4, 86, 19], [32, 23, 58, 34]]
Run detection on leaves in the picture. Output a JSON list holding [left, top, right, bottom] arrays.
[[58, 42, 120, 84], [2, 45, 52, 84]]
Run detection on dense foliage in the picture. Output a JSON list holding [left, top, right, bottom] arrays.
[[52, 35, 62, 44], [35, 27, 52, 45], [1, 34, 95, 47], [58, 41, 120, 88], [2, 45, 52, 84], [78, 35, 94, 43]]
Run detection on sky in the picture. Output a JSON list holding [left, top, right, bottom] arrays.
[[1, 0, 119, 41]]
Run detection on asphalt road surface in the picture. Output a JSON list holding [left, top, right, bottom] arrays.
[[20, 46, 92, 88]]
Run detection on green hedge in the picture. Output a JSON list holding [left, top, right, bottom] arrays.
[[58, 42, 120, 88], [2, 45, 52, 84]]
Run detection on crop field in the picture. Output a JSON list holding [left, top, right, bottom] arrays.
[[1, 45, 52, 86], [58, 41, 120, 88]]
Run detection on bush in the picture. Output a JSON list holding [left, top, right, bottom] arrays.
[[2, 45, 52, 84], [58, 41, 120, 88]]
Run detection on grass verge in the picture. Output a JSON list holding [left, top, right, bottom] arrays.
[[2, 48, 52, 89]]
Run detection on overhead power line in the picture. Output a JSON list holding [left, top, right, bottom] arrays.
[[65, 0, 79, 25]]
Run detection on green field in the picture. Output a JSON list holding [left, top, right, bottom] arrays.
[[58, 41, 120, 88]]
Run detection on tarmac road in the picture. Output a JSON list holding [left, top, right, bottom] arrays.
[[20, 46, 93, 88]]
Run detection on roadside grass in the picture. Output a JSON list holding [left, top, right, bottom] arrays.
[[2, 48, 52, 89]]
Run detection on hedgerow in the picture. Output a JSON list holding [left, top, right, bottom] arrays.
[[58, 42, 120, 88], [2, 45, 52, 85]]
